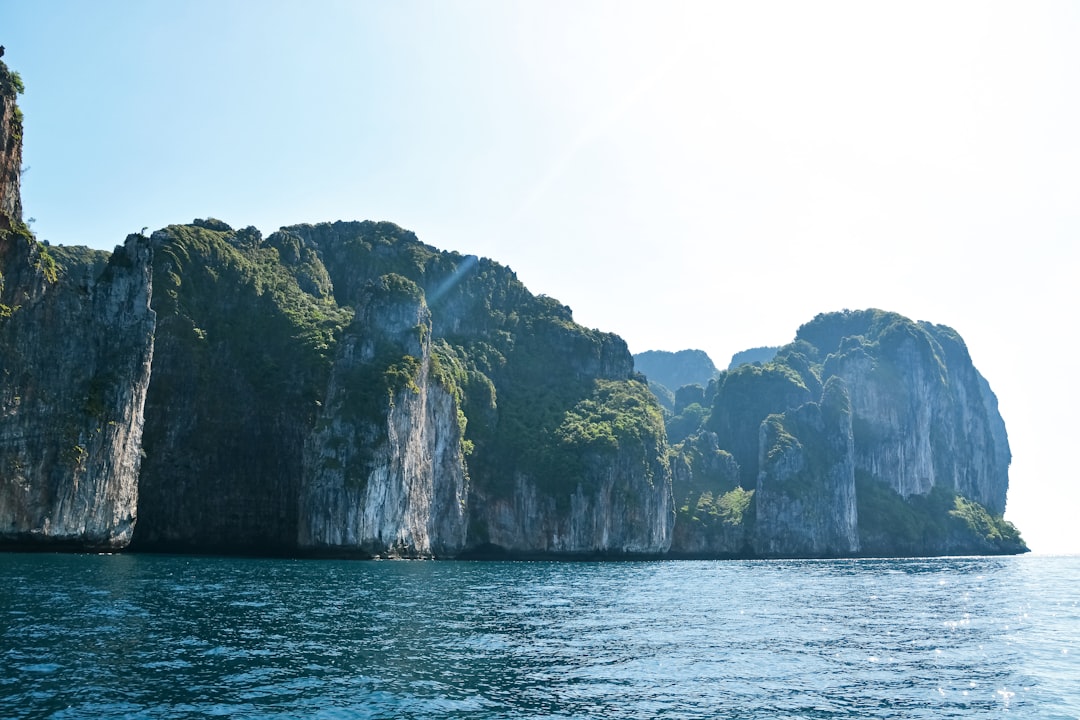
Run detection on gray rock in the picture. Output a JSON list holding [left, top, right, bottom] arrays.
[[0, 234, 155, 549]]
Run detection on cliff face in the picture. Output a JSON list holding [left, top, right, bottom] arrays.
[[283, 221, 672, 557], [132, 223, 348, 553], [753, 377, 859, 557], [472, 427, 672, 556], [123, 220, 671, 557], [0, 216, 1022, 558], [668, 309, 1023, 558], [0, 233, 155, 548], [669, 431, 749, 556], [815, 317, 1009, 515], [705, 362, 815, 487], [299, 275, 469, 556], [0, 61, 22, 226]]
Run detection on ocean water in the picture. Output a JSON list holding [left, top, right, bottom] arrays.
[[0, 553, 1077, 719]]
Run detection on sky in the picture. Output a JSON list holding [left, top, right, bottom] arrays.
[[3, 1, 1077, 553]]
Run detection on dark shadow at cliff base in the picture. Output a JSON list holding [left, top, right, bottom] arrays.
[[2, 542, 1029, 561], [453, 543, 669, 562], [0, 539, 128, 554]]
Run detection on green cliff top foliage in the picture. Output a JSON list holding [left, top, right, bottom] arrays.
[[148, 222, 354, 420], [139, 219, 661, 511], [261, 221, 657, 503], [0, 60, 25, 97]]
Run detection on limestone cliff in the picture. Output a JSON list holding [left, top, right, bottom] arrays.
[[281, 221, 673, 557], [0, 63, 158, 550], [299, 275, 469, 556], [705, 360, 815, 487], [132, 222, 348, 553], [666, 309, 1023, 557], [469, 384, 673, 557], [0, 60, 23, 226], [668, 431, 749, 557], [0, 218, 1023, 557], [753, 377, 859, 557], [124, 220, 671, 557], [810, 313, 1010, 515], [0, 232, 155, 549]]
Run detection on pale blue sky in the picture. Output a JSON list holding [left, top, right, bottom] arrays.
[[4, 1, 1077, 552]]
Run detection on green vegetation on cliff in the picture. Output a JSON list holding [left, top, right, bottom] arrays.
[[1, 189, 1023, 556], [706, 361, 814, 486], [0, 64, 24, 96], [856, 472, 1024, 555], [128, 219, 669, 553], [271, 222, 664, 520], [661, 308, 1024, 557], [135, 221, 354, 552]]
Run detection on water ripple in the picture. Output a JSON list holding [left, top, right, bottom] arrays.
[[0, 554, 1077, 718]]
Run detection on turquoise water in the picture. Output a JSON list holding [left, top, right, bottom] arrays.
[[1, 553, 1077, 719]]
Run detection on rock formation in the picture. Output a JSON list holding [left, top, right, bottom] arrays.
[[1, 60, 155, 551], [669, 431, 748, 557], [299, 274, 469, 557], [633, 349, 719, 395], [0, 232, 155, 549], [0, 62, 1024, 559], [667, 309, 1024, 557], [120, 219, 670, 557], [0, 60, 22, 225], [753, 377, 859, 557]]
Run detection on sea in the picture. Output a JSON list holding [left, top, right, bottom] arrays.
[[0, 553, 1077, 719]]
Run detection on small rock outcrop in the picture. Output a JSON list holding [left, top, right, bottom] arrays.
[[669, 431, 748, 557], [471, 401, 673, 556]]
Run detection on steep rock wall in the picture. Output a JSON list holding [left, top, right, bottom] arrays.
[[132, 224, 340, 553], [923, 324, 1010, 513], [705, 363, 814, 487], [668, 432, 750, 557], [282, 221, 673, 557], [299, 276, 469, 556], [753, 377, 859, 557], [824, 335, 937, 500], [472, 447, 672, 556], [0, 233, 155, 548], [0, 61, 22, 225], [822, 320, 1010, 514]]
